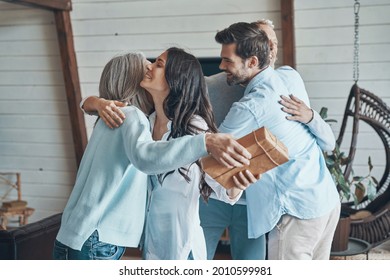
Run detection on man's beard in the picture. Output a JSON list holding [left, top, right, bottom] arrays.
[[226, 72, 248, 86]]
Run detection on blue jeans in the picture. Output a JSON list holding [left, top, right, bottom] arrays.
[[52, 230, 126, 260], [199, 197, 266, 260]]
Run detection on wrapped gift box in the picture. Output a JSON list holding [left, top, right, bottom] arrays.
[[201, 127, 289, 189]]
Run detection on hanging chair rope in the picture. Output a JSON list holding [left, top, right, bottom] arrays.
[[353, 0, 360, 84]]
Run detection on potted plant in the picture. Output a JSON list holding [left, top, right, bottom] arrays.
[[320, 107, 378, 252]]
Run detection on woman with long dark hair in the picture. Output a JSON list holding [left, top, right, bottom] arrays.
[[139, 47, 244, 260]]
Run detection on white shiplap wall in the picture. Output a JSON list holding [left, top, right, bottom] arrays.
[[295, 0, 390, 181], [0, 2, 77, 222], [70, 0, 282, 136], [1, 0, 388, 221]]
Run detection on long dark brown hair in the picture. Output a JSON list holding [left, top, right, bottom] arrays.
[[160, 47, 217, 201]]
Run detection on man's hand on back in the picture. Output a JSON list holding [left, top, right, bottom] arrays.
[[96, 99, 127, 129], [83, 96, 127, 129]]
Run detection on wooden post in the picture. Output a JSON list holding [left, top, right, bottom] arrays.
[[54, 11, 87, 167], [281, 0, 296, 68]]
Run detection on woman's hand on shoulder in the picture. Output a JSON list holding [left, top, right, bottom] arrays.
[[279, 94, 313, 124], [96, 98, 127, 129]]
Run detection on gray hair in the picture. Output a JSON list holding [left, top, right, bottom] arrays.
[[251, 19, 278, 67], [254, 19, 274, 29], [99, 52, 153, 114]]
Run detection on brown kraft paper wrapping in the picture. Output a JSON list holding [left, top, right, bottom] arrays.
[[201, 127, 289, 189]]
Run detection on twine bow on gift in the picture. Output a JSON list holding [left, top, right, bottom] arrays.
[[253, 130, 282, 167]]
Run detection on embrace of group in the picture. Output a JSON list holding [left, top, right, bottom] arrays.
[[52, 20, 341, 261]]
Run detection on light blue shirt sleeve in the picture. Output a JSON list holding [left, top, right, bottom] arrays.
[[306, 110, 336, 152], [120, 106, 207, 174], [218, 101, 260, 138]]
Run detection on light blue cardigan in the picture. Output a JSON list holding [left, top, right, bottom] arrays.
[[56, 106, 207, 250]]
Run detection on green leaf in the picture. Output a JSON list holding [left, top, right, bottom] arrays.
[[367, 180, 377, 201], [352, 193, 359, 206], [319, 107, 328, 119], [368, 156, 373, 172], [326, 158, 335, 166], [355, 182, 365, 203], [353, 176, 364, 182]]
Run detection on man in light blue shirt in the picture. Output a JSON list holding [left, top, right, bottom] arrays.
[[200, 20, 337, 260], [213, 22, 340, 260]]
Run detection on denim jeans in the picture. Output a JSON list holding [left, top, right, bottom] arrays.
[[52, 230, 126, 260], [199, 198, 266, 260]]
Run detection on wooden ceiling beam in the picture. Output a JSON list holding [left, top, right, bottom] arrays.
[[280, 0, 296, 68], [3, 0, 71, 11]]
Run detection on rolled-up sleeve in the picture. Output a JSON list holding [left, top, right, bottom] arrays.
[[205, 174, 242, 205]]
